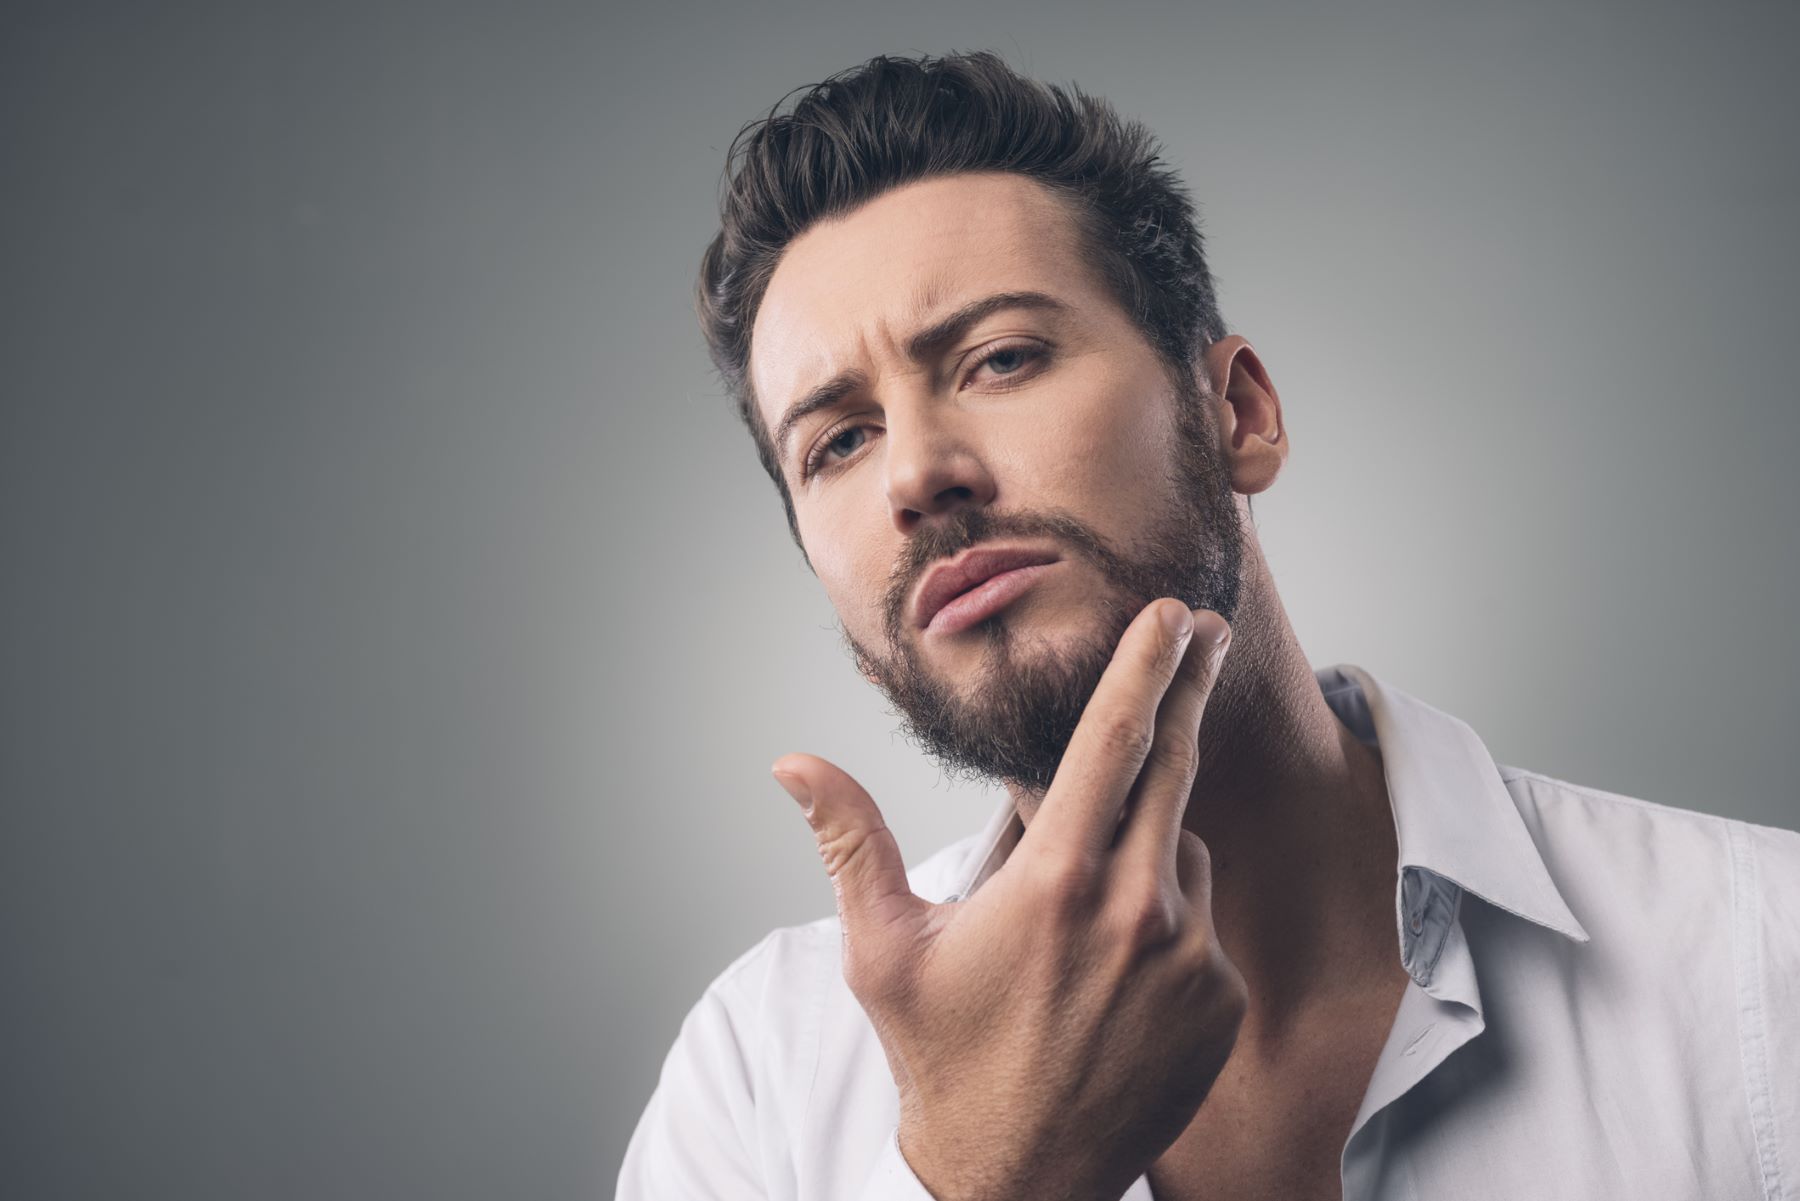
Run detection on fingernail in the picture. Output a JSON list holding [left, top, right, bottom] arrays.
[[1161, 602, 1194, 638], [1200, 616, 1231, 647], [771, 769, 814, 819]]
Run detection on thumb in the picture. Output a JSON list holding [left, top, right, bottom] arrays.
[[772, 753, 924, 944]]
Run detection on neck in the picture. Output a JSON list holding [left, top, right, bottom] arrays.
[[1013, 539, 1402, 1029], [1184, 545, 1402, 1030]]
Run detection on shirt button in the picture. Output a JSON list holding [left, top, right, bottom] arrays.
[[1409, 913, 1424, 934]]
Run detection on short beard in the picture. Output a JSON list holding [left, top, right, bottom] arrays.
[[839, 367, 1244, 796]]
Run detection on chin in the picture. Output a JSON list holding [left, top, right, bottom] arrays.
[[965, 610, 1100, 680]]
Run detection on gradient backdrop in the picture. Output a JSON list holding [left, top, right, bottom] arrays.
[[4, 2, 1797, 1197]]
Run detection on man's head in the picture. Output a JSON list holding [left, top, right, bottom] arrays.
[[697, 52, 1289, 794], [699, 51, 1232, 557]]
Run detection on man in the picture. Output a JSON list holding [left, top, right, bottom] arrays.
[[618, 51, 1799, 1200]]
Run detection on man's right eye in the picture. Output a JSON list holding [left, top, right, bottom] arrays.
[[802, 421, 877, 480]]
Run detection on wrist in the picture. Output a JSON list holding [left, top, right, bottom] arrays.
[[896, 1119, 1111, 1201]]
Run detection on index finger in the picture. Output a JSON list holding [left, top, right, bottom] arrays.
[[1017, 598, 1196, 868]]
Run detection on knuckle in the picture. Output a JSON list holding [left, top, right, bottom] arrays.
[[1152, 627, 1188, 674], [1146, 735, 1199, 781], [1208, 956, 1250, 1027], [1109, 886, 1183, 950], [1175, 831, 1214, 891], [1177, 931, 1243, 1016], [816, 820, 883, 880], [1093, 713, 1155, 764], [1177, 923, 1218, 969]]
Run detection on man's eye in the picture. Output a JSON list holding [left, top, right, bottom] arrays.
[[802, 423, 871, 479], [823, 424, 867, 461], [966, 342, 1046, 385]]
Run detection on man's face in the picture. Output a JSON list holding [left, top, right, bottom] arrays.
[[749, 171, 1245, 795]]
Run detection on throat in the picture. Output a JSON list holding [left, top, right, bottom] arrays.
[[1197, 724, 1399, 1019]]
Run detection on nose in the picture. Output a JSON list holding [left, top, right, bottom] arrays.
[[884, 407, 997, 536]]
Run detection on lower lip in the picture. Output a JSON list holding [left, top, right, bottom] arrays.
[[925, 563, 1060, 636]]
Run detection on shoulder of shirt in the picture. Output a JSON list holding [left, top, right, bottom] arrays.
[[693, 821, 998, 1011], [1497, 763, 1800, 898], [1498, 764, 1800, 840], [1495, 765, 1800, 1184]]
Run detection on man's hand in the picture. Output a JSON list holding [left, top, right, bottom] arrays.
[[770, 600, 1244, 1201]]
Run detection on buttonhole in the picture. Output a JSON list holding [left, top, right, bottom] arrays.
[[1402, 1024, 1436, 1056]]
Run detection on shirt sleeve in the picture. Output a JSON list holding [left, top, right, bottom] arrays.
[[615, 923, 960, 1201], [615, 980, 766, 1200]]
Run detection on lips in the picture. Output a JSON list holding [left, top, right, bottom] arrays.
[[911, 544, 1062, 630]]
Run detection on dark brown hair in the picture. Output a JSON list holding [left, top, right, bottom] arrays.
[[696, 50, 1228, 562]]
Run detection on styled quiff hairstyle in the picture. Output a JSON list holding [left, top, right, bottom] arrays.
[[696, 50, 1228, 563]]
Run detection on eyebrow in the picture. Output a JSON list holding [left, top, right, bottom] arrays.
[[771, 290, 1070, 469]]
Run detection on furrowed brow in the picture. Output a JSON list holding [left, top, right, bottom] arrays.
[[771, 291, 1068, 468], [772, 371, 867, 471], [903, 290, 1067, 361]]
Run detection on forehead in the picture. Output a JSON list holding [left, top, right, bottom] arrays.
[[748, 172, 1108, 433]]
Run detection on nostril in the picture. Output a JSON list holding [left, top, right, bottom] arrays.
[[936, 484, 973, 503]]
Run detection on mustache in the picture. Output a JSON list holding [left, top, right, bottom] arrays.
[[882, 508, 1112, 640]]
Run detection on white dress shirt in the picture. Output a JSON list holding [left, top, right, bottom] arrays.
[[617, 663, 1800, 1200]]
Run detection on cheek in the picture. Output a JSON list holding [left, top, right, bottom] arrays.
[[1007, 374, 1173, 508], [810, 526, 891, 631]]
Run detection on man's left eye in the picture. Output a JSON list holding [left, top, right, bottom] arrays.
[[968, 343, 1045, 383]]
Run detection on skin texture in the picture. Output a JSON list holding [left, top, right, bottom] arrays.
[[754, 172, 1409, 1200]]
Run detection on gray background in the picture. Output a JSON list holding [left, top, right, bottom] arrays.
[[4, 1, 1796, 1197]]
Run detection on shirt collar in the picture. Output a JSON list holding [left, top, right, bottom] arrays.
[[948, 663, 1589, 957]]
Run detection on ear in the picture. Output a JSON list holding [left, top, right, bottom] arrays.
[[1200, 335, 1288, 497]]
